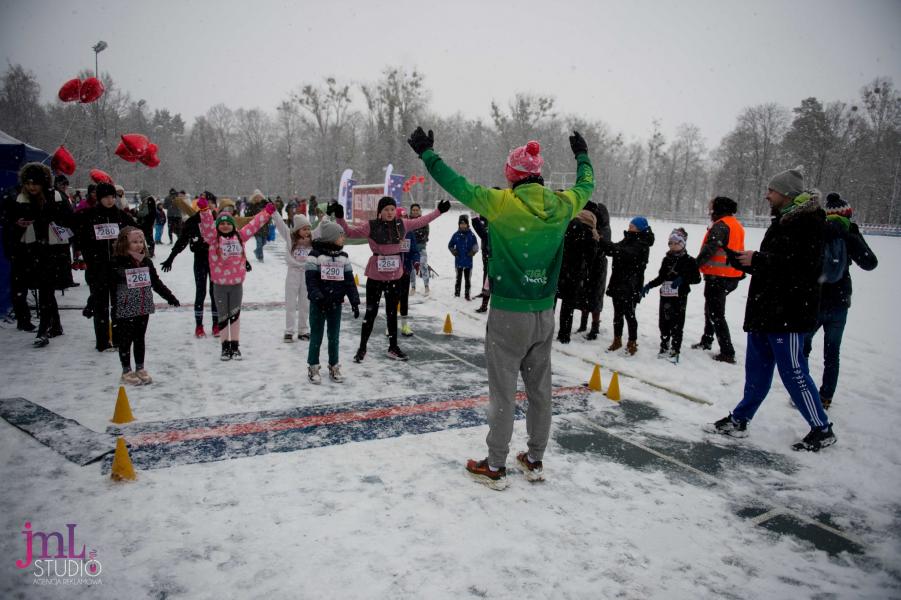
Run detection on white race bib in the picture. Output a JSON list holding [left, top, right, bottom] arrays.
[[399, 239, 411, 253], [126, 267, 151, 289], [93, 223, 119, 240], [660, 281, 679, 297], [320, 262, 344, 281], [377, 255, 400, 272], [221, 238, 242, 257], [292, 247, 310, 261], [51, 222, 73, 241]]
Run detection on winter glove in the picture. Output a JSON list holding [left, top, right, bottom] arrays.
[[245, 261, 252, 272], [264, 203, 276, 216], [569, 130, 588, 156], [640, 284, 651, 298], [407, 127, 434, 156], [438, 199, 451, 213], [671, 276, 683, 289], [161, 258, 173, 273], [332, 204, 344, 220], [197, 198, 209, 211], [169, 297, 180, 307], [451, 249, 458, 257], [468, 248, 477, 257], [352, 305, 360, 319]]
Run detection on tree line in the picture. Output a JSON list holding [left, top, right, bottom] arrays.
[[1, 63, 899, 224]]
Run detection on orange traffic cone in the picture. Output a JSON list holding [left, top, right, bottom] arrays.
[[588, 364, 603, 391], [110, 438, 137, 481], [606, 371, 621, 402], [443, 314, 453, 334], [111, 386, 135, 424]]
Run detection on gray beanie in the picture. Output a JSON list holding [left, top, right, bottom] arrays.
[[293, 214, 311, 229], [317, 220, 344, 244], [768, 167, 805, 198]]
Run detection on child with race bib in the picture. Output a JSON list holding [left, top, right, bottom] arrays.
[[109, 227, 180, 385], [640, 228, 700, 363], [334, 196, 448, 362], [272, 211, 313, 342], [197, 196, 275, 360]]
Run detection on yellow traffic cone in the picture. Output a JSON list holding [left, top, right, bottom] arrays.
[[605, 371, 621, 402], [110, 438, 137, 481], [111, 386, 135, 424], [588, 364, 603, 391], [443, 314, 453, 334], [354, 274, 360, 287]]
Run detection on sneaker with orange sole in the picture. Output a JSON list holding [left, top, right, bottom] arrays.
[[516, 452, 545, 482], [466, 458, 508, 491]]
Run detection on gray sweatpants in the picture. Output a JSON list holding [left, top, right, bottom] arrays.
[[485, 307, 555, 467]]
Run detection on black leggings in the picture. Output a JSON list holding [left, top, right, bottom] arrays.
[[360, 278, 400, 350], [455, 267, 472, 296], [116, 315, 149, 371], [193, 257, 218, 327], [612, 296, 638, 341], [397, 273, 410, 317], [659, 296, 687, 352]]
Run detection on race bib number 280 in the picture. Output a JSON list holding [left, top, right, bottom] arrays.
[[93, 223, 119, 240]]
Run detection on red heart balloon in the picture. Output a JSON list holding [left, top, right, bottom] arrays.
[[121, 134, 150, 157], [79, 77, 105, 103], [115, 141, 140, 162], [89, 169, 113, 184], [51, 146, 77, 175], [417, 175, 426, 183], [142, 142, 159, 160], [58, 79, 82, 102]]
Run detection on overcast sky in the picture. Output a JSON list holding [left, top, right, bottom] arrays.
[[2, 0, 899, 147]]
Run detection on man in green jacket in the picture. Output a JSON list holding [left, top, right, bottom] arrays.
[[408, 127, 595, 490]]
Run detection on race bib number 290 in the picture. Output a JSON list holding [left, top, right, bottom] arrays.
[[320, 263, 344, 281], [93, 223, 119, 240], [126, 267, 151, 288]]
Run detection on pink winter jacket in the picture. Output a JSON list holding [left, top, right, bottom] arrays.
[[337, 209, 441, 281], [199, 208, 271, 285]]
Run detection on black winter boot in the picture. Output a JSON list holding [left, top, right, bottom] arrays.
[[220, 341, 232, 361]]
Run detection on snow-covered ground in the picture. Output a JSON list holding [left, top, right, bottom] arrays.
[[1, 209, 899, 599]]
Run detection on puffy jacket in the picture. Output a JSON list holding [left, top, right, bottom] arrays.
[[76, 204, 136, 266], [199, 207, 270, 285], [819, 219, 878, 310], [599, 229, 655, 302], [645, 250, 701, 298], [305, 241, 361, 308], [557, 218, 598, 304], [448, 228, 479, 269]]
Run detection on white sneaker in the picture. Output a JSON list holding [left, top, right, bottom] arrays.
[[120, 371, 142, 386], [135, 369, 153, 384], [423, 286, 430, 297], [409, 287, 416, 296], [308, 364, 321, 385], [328, 364, 344, 383]]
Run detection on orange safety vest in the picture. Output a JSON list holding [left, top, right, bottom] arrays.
[[698, 215, 745, 278]]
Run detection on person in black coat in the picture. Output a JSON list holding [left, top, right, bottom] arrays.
[[641, 228, 701, 362], [578, 200, 611, 339], [4, 163, 73, 345], [713, 169, 835, 451], [555, 210, 599, 343], [75, 182, 136, 351], [136, 195, 158, 258], [802, 193, 878, 409], [598, 216, 654, 355]]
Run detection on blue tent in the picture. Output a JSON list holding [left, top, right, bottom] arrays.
[[0, 130, 49, 315]]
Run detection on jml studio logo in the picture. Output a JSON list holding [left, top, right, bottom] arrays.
[[15, 522, 102, 586]]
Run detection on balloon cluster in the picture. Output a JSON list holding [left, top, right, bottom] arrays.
[[402, 175, 426, 193], [115, 134, 160, 167], [58, 77, 105, 104]]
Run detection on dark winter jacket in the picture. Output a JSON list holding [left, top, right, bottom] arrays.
[[5, 189, 73, 289], [645, 250, 701, 299], [448, 228, 479, 269], [402, 231, 420, 275], [557, 218, 598, 304], [245, 199, 271, 239], [305, 240, 361, 309], [599, 228, 655, 302], [582, 201, 611, 311], [729, 194, 825, 333], [166, 212, 209, 263], [76, 204, 136, 267], [819, 220, 878, 310], [109, 255, 177, 319], [471, 215, 490, 258], [413, 223, 430, 247]]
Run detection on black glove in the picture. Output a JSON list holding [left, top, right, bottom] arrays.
[[569, 130, 588, 156], [245, 261, 252, 272], [352, 305, 360, 319], [451, 249, 458, 256], [161, 258, 173, 272], [332, 204, 344, 220], [437, 199, 451, 214], [407, 127, 434, 156], [170, 297, 180, 307]]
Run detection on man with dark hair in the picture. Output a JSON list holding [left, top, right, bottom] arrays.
[[409, 126, 594, 489], [692, 195, 745, 363], [710, 168, 834, 452]]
